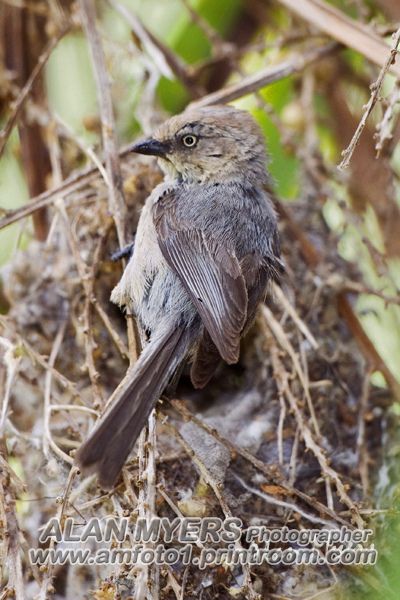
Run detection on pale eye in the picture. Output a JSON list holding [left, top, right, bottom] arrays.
[[182, 134, 198, 148]]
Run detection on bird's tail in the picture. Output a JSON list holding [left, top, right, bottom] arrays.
[[75, 324, 196, 489]]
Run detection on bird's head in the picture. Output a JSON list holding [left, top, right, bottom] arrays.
[[130, 105, 268, 185]]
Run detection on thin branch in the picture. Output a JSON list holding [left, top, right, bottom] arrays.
[[260, 322, 364, 528], [339, 27, 400, 169], [133, 418, 158, 600], [0, 337, 21, 435], [260, 305, 321, 438], [93, 300, 129, 359], [80, 0, 140, 364], [0, 21, 71, 159], [48, 117, 106, 406], [109, 0, 202, 97], [357, 369, 372, 495], [52, 114, 110, 185], [233, 473, 336, 527], [37, 467, 78, 598], [330, 276, 400, 306], [337, 292, 400, 398], [56, 198, 105, 404], [180, 0, 231, 55], [190, 42, 338, 109], [276, 0, 400, 78], [43, 318, 68, 459], [0, 159, 102, 231], [79, 0, 127, 247], [375, 81, 400, 156], [273, 283, 319, 349], [0, 450, 25, 600]]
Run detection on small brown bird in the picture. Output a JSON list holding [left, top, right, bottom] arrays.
[[76, 105, 283, 489]]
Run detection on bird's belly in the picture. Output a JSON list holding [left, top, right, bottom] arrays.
[[110, 200, 194, 334]]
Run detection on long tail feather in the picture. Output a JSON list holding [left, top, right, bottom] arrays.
[[75, 325, 195, 489]]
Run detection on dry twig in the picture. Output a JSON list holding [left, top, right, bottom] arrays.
[[339, 27, 400, 169], [79, 0, 127, 247], [375, 81, 400, 155], [277, 0, 400, 77], [191, 42, 338, 108], [0, 21, 71, 159], [260, 321, 365, 529]]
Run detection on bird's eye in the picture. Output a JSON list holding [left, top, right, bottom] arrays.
[[182, 134, 197, 148]]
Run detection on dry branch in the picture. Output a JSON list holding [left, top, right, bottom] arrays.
[[260, 319, 364, 529], [0, 449, 25, 600], [0, 21, 71, 160], [337, 292, 400, 398], [109, 0, 201, 97], [0, 158, 105, 231], [79, 0, 127, 248], [190, 42, 338, 108], [276, 0, 400, 77], [376, 81, 400, 155], [339, 27, 400, 169]]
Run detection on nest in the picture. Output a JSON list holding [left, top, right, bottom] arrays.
[[1, 1, 399, 598]]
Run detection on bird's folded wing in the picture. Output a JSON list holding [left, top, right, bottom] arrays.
[[153, 191, 247, 364]]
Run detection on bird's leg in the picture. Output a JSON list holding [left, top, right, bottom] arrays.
[[110, 237, 136, 262]]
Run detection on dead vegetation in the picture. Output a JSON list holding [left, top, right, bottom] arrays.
[[0, 0, 400, 598]]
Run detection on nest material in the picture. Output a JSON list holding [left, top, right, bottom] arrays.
[[0, 151, 390, 599]]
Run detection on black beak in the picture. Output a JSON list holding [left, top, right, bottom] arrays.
[[130, 138, 169, 158]]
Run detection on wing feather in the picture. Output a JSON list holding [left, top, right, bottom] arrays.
[[153, 193, 247, 364]]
